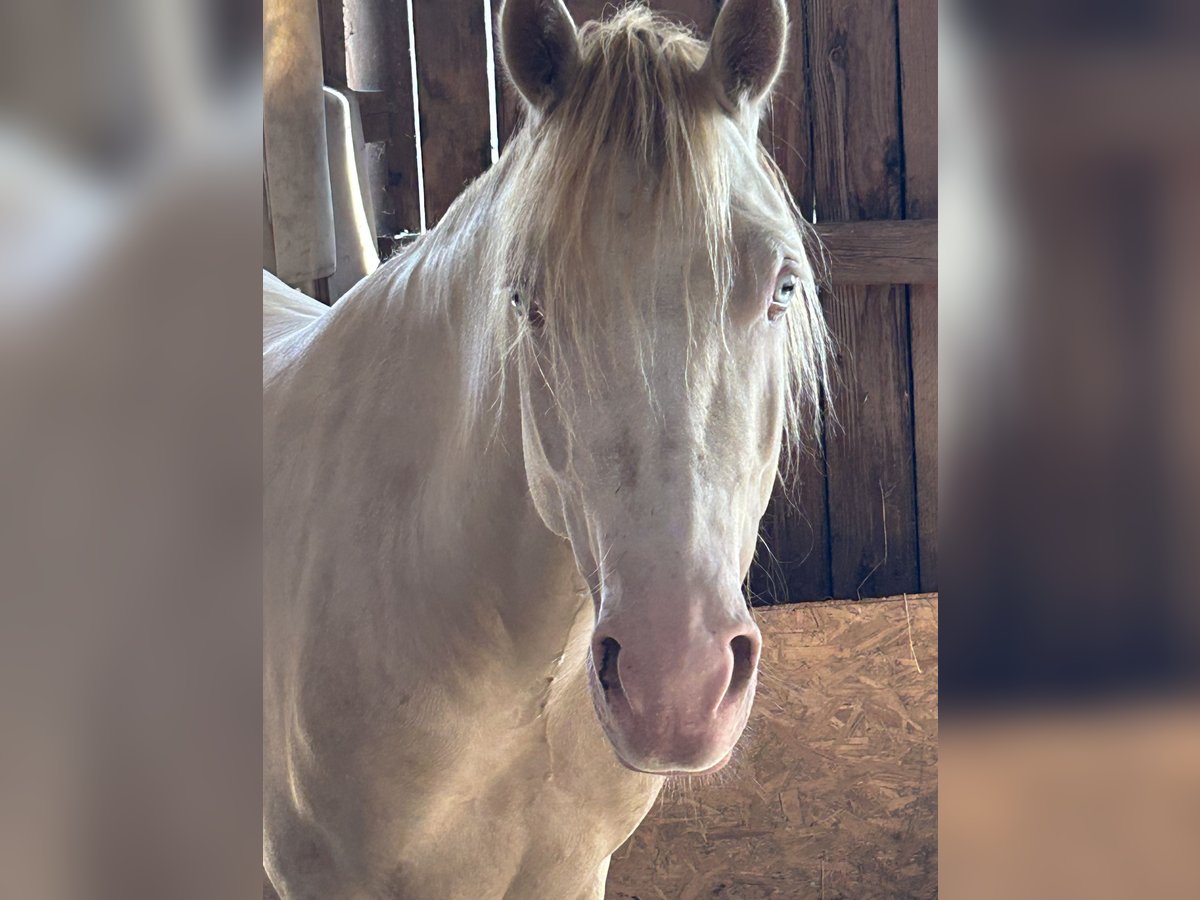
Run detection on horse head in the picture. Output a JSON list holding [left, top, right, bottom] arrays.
[[496, 0, 827, 775]]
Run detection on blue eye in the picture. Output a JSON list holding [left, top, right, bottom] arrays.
[[769, 272, 796, 321]]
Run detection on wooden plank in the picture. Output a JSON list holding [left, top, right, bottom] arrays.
[[808, 0, 918, 598], [813, 219, 936, 284], [750, 449, 832, 604], [750, 0, 832, 603], [345, 0, 389, 91], [909, 285, 936, 590], [317, 0, 348, 88], [607, 594, 938, 899], [765, 0, 815, 218], [372, 2, 421, 236], [897, 0, 936, 216], [361, 138, 391, 239], [412, 0, 493, 226], [899, 0, 938, 592]]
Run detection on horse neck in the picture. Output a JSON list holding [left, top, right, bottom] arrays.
[[308, 161, 589, 675]]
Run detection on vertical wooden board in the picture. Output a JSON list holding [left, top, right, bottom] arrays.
[[345, 0, 390, 92], [899, 0, 938, 591], [362, 139, 393, 238], [411, 0, 493, 227], [808, 0, 917, 598], [824, 284, 918, 597], [808, 0, 904, 221], [750, 449, 832, 604], [382, 2, 422, 235], [897, 0, 936, 219], [764, 0, 815, 216], [909, 285, 937, 591], [317, 0, 348, 87], [755, 0, 832, 602]]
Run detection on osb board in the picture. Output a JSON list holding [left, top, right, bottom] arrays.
[[606, 594, 938, 900]]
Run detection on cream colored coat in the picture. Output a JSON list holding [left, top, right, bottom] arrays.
[[263, 2, 826, 896]]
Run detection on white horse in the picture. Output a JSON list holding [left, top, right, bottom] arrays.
[[263, 1, 828, 896]]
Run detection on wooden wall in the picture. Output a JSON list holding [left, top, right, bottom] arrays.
[[314, 0, 938, 601], [750, 0, 937, 606], [606, 595, 939, 898]]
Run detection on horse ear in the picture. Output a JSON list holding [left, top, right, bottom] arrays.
[[499, 0, 580, 111], [705, 0, 788, 112]]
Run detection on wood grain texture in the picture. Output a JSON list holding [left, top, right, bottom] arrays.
[[897, 0, 936, 219], [345, 0, 390, 91], [607, 594, 938, 899], [412, 0, 493, 226], [751, 449, 832, 604], [908, 289, 936, 592], [765, 0, 815, 218], [376, 0, 422, 235], [808, 0, 918, 598], [898, 0, 938, 591], [814, 219, 936, 284], [750, 0, 833, 604], [317, 0, 348, 87]]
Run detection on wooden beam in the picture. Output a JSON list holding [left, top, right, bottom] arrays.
[[899, 0, 939, 592], [316, 0, 347, 88], [412, 0, 493, 227], [813, 219, 937, 285], [751, 0, 830, 606], [809, 0, 918, 600], [344, 0, 389, 92]]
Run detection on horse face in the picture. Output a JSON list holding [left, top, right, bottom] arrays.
[[514, 214, 808, 774], [502, 0, 800, 775]]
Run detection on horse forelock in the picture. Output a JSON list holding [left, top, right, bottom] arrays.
[[431, 4, 830, 461]]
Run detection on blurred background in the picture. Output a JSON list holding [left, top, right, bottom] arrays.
[[0, 1, 262, 898], [939, 0, 1200, 896], [1, 0, 1198, 897]]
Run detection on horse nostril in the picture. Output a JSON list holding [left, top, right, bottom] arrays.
[[727, 634, 756, 698], [596, 637, 622, 693]]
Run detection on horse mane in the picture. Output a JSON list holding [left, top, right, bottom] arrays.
[[418, 4, 829, 458]]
